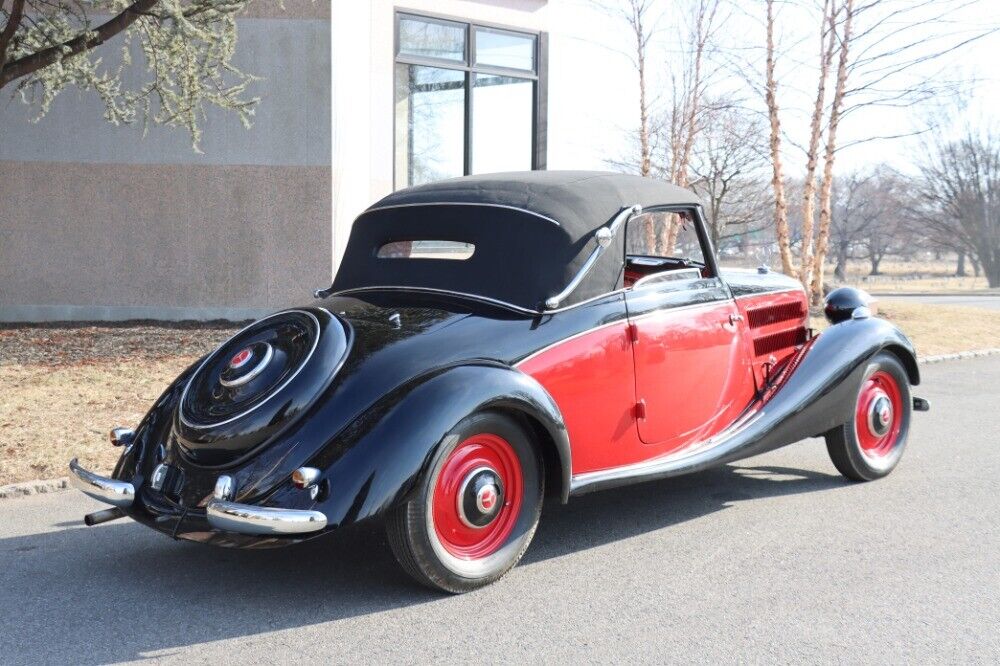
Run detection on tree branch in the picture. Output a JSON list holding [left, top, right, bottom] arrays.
[[0, 0, 157, 88], [0, 0, 25, 72]]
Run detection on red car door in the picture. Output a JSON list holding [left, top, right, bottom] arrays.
[[625, 277, 756, 454], [621, 209, 756, 457]]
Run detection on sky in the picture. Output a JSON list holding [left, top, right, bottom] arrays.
[[545, 0, 1000, 177]]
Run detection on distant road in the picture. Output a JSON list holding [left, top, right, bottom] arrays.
[[875, 294, 1000, 311]]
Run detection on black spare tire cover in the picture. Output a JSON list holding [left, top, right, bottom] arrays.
[[175, 308, 350, 466]]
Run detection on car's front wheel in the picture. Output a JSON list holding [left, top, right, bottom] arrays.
[[824, 351, 912, 481], [386, 411, 543, 593]]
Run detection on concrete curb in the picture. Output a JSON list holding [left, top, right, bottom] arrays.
[[0, 477, 69, 500], [3, 348, 999, 501], [919, 348, 1000, 364]]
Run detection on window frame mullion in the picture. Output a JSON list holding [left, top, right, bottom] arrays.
[[464, 70, 473, 176], [394, 11, 545, 189]]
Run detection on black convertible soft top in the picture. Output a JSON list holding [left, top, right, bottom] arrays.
[[332, 171, 701, 310]]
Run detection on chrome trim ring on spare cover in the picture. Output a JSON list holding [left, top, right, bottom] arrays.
[[178, 309, 325, 430]]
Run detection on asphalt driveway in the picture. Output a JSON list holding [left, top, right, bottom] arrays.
[[1, 357, 998, 664]]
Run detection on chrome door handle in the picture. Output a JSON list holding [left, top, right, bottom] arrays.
[[729, 313, 744, 325]]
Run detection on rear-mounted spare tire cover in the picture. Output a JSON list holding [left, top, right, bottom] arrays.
[[175, 309, 349, 466]]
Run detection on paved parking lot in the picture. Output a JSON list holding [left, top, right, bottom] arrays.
[[1, 357, 998, 664]]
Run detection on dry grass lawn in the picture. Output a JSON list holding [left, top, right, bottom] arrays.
[[0, 325, 236, 486], [2, 301, 998, 486], [835, 258, 995, 293], [810, 299, 1000, 357]]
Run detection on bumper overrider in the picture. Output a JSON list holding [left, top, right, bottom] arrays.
[[68, 458, 327, 537]]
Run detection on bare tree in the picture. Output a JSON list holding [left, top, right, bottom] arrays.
[[597, 0, 659, 176], [798, 0, 839, 288], [662, 0, 722, 253], [829, 171, 876, 281], [760, 0, 992, 303], [689, 102, 771, 249], [913, 129, 1000, 288], [598, 0, 659, 248], [809, 0, 855, 302], [764, 0, 793, 276], [602, 0, 723, 256], [857, 169, 912, 275], [764, 0, 852, 302]]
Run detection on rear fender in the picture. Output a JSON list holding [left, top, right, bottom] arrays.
[[304, 363, 570, 530]]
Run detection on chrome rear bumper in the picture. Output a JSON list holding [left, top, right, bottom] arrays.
[[205, 500, 327, 536], [69, 458, 325, 536], [69, 458, 135, 508]]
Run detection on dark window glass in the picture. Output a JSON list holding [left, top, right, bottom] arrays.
[[394, 64, 466, 188], [474, 28, 535, 71], [398, 16, 466, 62], [377, 240, 475, 260], [472, 74, 533, 174]]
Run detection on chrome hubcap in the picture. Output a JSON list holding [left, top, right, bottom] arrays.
[[868, 394, 893, 437], [456, 466, 504, 529]]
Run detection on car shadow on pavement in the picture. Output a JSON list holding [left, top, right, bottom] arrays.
[[0, 462, 845, 663]]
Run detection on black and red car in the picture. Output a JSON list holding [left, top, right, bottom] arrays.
[[70, 171, 928, 593]]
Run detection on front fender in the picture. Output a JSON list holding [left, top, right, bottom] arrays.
[[750, 314, 918, 451], [301, 362, 570, 530]]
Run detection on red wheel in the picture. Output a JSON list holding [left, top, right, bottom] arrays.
[[854, 370, 904, 460], [826, 352, 912, 481], [386, 412, 543, 593], [431, 433, 524, 559]]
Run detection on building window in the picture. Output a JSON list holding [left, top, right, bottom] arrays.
[[394, 12, 547, 189]]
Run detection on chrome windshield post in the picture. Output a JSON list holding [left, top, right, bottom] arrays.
[[544, 204, 641, 310]]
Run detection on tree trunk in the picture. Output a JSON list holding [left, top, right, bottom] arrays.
[[834, 240, 849, 281], [810, 0, 855, 306], [644, 217, 656, 255], [0, 0, 26, 73], [1, 0, 159, 89], [799, 0, 837, 289], [983, 251, 1000, 288], [665, 0, 717, 255], [988, 265, 1000, 288], [956, 250, 966, 277], [765, 0, 794, 277], [869, 254, 882, 275], [634, 1, 651, 178]]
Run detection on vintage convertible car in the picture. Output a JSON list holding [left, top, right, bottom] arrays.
[[69, 171, 929, 593]]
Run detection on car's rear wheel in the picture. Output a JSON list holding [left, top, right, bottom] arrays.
[[825, 352, 911, 481], [386, 411, 543, 593]]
